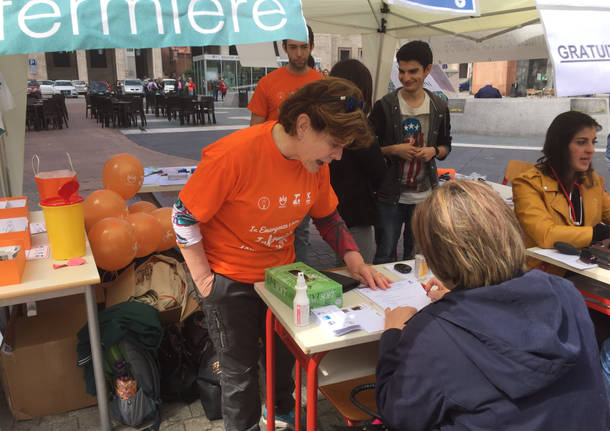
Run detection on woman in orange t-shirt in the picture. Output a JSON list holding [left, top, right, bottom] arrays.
[[172, 78, 390, 430]]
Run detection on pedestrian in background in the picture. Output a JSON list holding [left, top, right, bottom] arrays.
[[212, 79, 219, 101], [218, 78, 227, 100], [187, 77, 196, 96]]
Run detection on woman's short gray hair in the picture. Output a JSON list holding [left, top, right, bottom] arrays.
[[412, 180, 525, 290]]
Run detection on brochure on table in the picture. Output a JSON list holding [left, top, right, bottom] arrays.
[[143, 166, 197, 187]]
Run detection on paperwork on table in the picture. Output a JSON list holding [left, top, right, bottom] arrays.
[[534, 248, 597, 271], [358, 278, 432, 311], [142, 166, 197, 186]]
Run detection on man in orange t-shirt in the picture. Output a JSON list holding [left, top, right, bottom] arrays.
[[248, 25, 323, 125], [173, 79, 390, 431]]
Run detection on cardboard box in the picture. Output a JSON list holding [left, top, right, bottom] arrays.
[[104, 261, 200, 325], [0, 241, 25, 286], [0, 196, 28, 220], [0, 297, 97, 420], [265, 262, 343, 309], [0, 217, 31, 250]]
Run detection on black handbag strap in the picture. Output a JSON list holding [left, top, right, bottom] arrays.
[[349, 383, 383, 422]]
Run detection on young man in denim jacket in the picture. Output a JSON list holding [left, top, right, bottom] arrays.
[[370, 41, 452, 264]]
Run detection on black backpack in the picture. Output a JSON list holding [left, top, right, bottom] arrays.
[[158, 311, 222, 420], [104, 339, 162, 431]]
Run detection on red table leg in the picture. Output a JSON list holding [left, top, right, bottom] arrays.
[[266, 308, 329, 431], [266, 309, 276, 431], [295, 365, 302, 431]]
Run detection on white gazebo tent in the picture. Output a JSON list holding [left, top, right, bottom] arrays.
[[302, 0, 542, 100]]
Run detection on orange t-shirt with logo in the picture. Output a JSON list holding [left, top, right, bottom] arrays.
[[179, 121, 338, 283], [248, 67, 323, 121]]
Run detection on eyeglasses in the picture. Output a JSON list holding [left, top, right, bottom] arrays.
[[315, 96, 365, 113]]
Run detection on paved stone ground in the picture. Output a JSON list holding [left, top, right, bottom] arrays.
[[0, 98, 349, 431]]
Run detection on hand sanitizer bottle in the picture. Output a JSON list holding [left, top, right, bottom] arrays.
[[293, 272, 310, 327]]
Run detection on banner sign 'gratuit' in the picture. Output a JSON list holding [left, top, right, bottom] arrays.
[[536, 0, 610, 97], [0, 0, 307, 56], [387, 0, 479, 15]]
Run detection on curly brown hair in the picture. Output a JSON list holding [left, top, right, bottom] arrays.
[[277, 77, 374, 149]]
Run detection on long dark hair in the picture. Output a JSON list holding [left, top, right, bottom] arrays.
[[536, 110, 601, 187], [329, 59, 372, 115]]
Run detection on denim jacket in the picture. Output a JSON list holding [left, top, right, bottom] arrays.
[[370, 88, 452, 204]]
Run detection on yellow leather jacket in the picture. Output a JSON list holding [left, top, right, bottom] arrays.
[[512, 166, 610, 271]]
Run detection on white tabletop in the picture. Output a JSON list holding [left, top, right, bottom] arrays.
[[488, 181, 512, 201], [526, 247, 610, 285], [254, 264, 404, 356], [0, 211, 100, 302]]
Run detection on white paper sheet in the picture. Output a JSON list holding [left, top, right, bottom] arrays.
[[358, 278, 431, 311], [0, 217, 27, 233], [2, 199, 26, 208], [142, 173, 161, 185], [158, 176, 189, 186], [26, 245, 49, 260], [311, 303, 385, 335], [534, 248, 597, 270], [29, 222, 46, 234]]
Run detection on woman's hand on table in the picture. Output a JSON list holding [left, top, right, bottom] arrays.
[[343, 251, 392, 290], [423, 277, 450, 301], [384, 306, 417, 330]]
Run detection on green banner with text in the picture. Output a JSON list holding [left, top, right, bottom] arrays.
[[0, 0, 307, 55]]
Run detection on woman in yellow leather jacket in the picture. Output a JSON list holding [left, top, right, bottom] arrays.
[[513, 111, 610, 273]]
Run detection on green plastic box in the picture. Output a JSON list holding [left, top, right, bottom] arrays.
[[265, 262, 343, 309]]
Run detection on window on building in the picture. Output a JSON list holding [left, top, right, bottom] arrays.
[[358, 48, 363, 60], [229, 45, 238, 56], [52, 52, 71, 68], [89, 50, 107, 68], [191, 47, 203, 56], [459, 63, 468, 79], [204, 46, 220, 54], [339, 48, 351, 61]]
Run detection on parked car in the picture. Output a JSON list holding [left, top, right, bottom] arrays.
[[118, 79, 144, 95], [162, 79, 177, 93], [38, 80, 55, 97], [72, 80, 87, 95], [87, 81, 111, 96], [27, 80, 40, 95], [53, 80, 78, 98]]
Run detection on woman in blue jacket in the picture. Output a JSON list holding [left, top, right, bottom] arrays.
[[377, 179, 608, 431]]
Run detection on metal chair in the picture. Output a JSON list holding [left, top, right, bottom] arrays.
[[199, 96, 216, 124]]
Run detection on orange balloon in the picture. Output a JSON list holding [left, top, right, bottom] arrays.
[[151, 207, 176, 251], [126, 212, 162, 258], [102, 153, 144, 200], [83, 189, 128, 232], [128, 201, 158, 214], [88, 217, 137, 271]]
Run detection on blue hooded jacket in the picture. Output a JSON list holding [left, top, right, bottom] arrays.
[[376, 270, 608, 430]]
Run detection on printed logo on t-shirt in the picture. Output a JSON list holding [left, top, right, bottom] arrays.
[[293, 193, 301, 206], [258, 196, 271, 210], [279, 195, 288, 208], [305, 192, 311, 205]]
